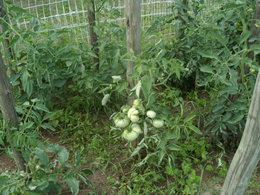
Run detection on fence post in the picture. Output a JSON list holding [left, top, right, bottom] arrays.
[[0, 50, 26, 171], [221, 2, 260, 193], [87, 0, 99, 70], [221, 71, 260, 194], [0, 0, 13, 75], [125, 0, 141, 93]]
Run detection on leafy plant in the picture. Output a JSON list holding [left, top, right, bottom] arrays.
[[15, 98, 55, 131], [106, 81, 209, 194], [143, 0, 259, 148], [0, 144, 92, 195], [1, 2, 126, 115], [116, 169, 166, 194]]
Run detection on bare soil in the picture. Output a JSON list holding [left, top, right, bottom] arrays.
[[0, 152, 16, 172]]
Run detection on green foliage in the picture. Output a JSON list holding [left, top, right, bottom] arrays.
[[0, 0, 259, 194], [0, 144, 91, 195], [115, 170, 166, 194], [1, 2, 126, 114], [205, 84, 250, 147], [0, 104, 92, 194], [51, 109, 113, 167], [108, 133, 211, 194], [0, 98, 55, 152], [246, 167, 260, 195], [107, 83, 211, 194], [144, 0, 259, 147], [15, 98, 55, 131]]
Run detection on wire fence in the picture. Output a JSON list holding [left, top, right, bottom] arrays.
[[10, 0, 175, 39]]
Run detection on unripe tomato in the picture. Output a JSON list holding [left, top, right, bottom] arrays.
[[133, 99, 142, 107], [152, 119, 164, 128], [146, 110, 156, 119], [250, 68, 255, 73], [122, 130, 139, 141], [128, 107, 138, 118], [130, 115, 139, 123], [132, 123, 142, 134], [115, 118, 130, 128]]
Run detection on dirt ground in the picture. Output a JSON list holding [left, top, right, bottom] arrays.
[[0, 152, 16, 172]]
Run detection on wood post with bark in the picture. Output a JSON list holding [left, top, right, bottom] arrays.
[[0, 51, 26, 171], [248, 0, 260, 60], [125, 0, 141, 91], [125, 0, 141, 147], [221, 2, 260, 193], [221, 73, 260, 194], [87, 0, 99, 70], [0, 0, 13, 74], [221, 0, 260, 195]]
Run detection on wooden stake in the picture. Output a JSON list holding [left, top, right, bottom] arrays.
[[0, 51, 26, 171], [221, 71, 260, 194], [0, 0, 14, 75], [125, 0, 141, 91], [125, 0, 141, 147], [87, 0, 99, 70], [221, 2, 260, 193]]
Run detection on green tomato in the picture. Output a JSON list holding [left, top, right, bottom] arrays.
[[146, 110, 156, 119], [247, 8, 253, 13], [250, 68, 255, 73], [152, 119, 164, 128], [121, 105, 130, 113], [132, 123, 142, 134], [115, 118, 130, 128], [130, 115, 139, 123], [127, 107, 139, 118], [132, 110, 139, 115], [133, 99, 142, 107], [122, 129, 139, 141]]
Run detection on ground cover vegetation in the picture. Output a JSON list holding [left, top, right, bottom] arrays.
[[0, 0, 259, 194]]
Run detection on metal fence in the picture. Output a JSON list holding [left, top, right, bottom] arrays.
[[10, 0, 175, 39]]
